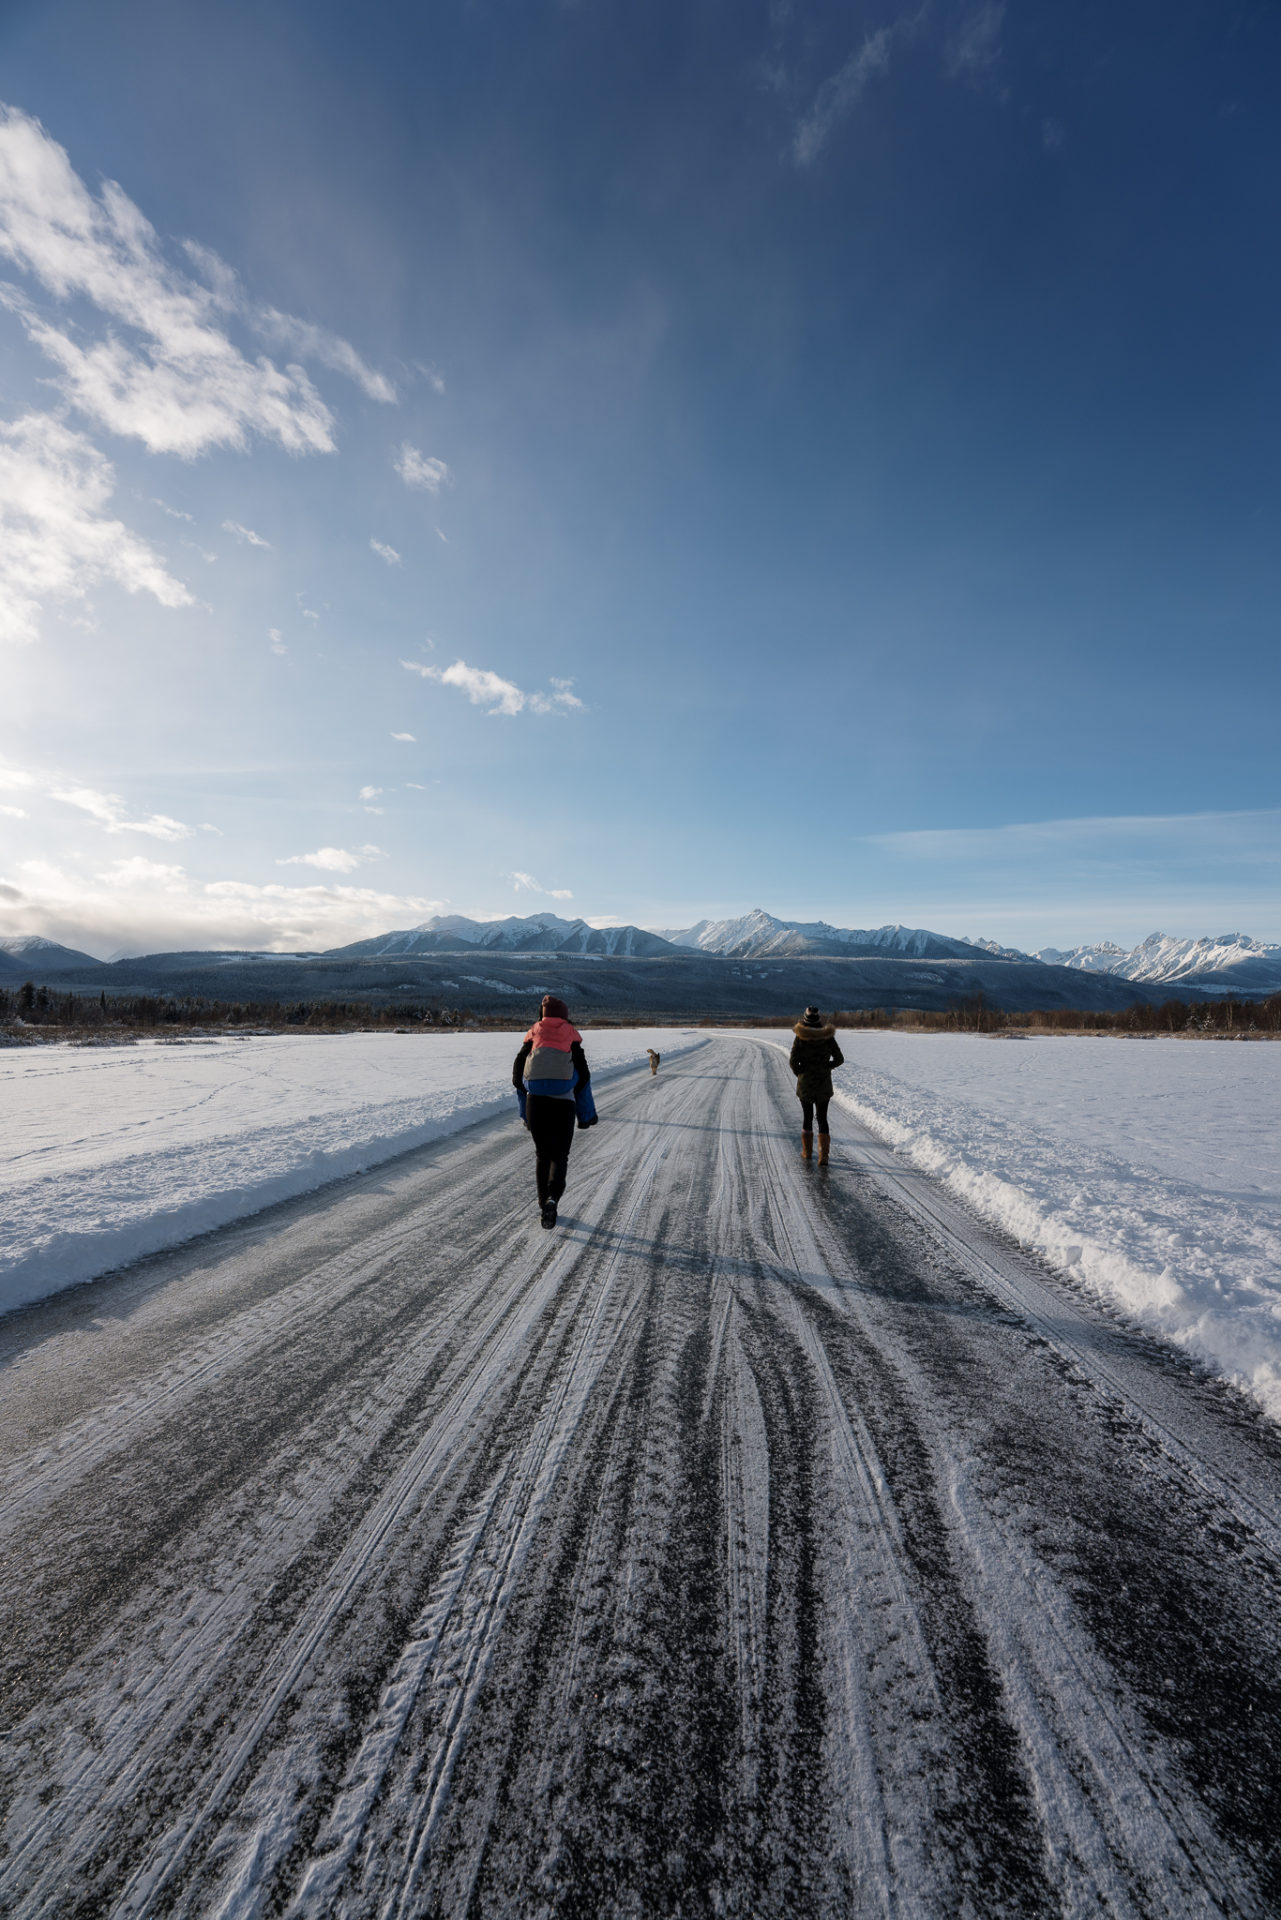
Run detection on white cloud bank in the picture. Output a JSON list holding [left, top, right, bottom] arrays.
[[0, 413, 192, 644], [0, 103, 394, 456], [402, 657, 583, 717], [0, 856, 445, 958], [0, 103, 399, 644]]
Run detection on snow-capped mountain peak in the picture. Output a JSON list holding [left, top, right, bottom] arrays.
[[323, 914, 677, 961], [0, 935, 102, 970], [648, 909, 1007, 962], [1033, 931, 1281, 992]]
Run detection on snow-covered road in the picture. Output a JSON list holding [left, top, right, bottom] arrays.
[[3, 1038, 1281, 1917]]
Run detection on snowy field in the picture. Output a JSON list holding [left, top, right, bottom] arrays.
[[823, 1032, 1281, 1419], [0, 1030, 703, 1314]]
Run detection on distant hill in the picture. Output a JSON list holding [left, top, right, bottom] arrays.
[[0, 935, 103, 973], [0, 947, 1179, 1019]]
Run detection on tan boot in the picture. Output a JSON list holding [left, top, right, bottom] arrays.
[[818, 1133, 831, 1166], [801, 1131, 813, 1161]]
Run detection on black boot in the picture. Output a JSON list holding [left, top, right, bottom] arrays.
[[541, 1200, 558, 1229]]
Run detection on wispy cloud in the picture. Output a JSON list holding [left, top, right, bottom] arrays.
[[222, 519, 271, 549], [358, 786, 382, 802], [257, 309, 397, 404], [510, 870, 574, 901], [0, 104, 394, 457], [869, 807, 1281, 862], [791, 7, 1005, 167], [946, 1, 1004, 83], [370, 537, 401, 566], [50, 782, 193, 841], [0, 413, 191, 644], [547, 676, 584, 711], [395, 444, 451, 492], [277, 843, 386, 873], [267, 627, 287, 655], [390, 731, 415, 741], [793, 27, 894, 166], [402, 657, 583, 717]]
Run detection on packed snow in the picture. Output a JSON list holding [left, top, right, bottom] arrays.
[[9, 1024, 1280, 1423], [0, 1029, 703, 1314], [826, 1032, 1281, 1418]]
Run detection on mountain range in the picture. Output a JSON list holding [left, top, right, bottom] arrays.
[[650, 912, 1281, 991], [327, 914, 673, 960], [647, 908, 1018, 962], [1032, 930, 1281, 995], [2, 913, 1280, 1007]]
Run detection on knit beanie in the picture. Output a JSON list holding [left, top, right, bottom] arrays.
[[541, 994, 570, 1020], [802, 1005, 822, 1026]]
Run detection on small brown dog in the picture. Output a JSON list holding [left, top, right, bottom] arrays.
[[647, 1048, 661, 1075]]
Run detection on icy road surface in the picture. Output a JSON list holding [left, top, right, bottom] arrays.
[[0, 1029, 703, 1315], [3, 1038, 1281, 1917]]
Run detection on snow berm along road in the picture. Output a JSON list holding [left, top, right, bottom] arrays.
[[2, 1037, 1281, 1916]]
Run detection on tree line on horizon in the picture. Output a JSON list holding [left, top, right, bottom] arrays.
[[2, 980, 1280, 1039]]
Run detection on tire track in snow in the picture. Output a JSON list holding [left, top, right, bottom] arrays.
[[103, 1076, 686, 1918], [287, 1125, 674, 1918], [3, 1224, 565, 1915], [0, 1121, 533, 1531], [823, 1089, 1281, 1563], [2, 1041, 1281, 1916]]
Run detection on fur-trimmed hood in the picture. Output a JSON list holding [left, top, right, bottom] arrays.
[[793, 1020, 836, 1041]]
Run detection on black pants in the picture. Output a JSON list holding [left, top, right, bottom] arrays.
[[799, 1095, 830, 1133], [528, 1097, 576, 1206]]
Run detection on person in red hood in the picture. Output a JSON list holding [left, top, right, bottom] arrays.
[[511, 994, 592, 1228]]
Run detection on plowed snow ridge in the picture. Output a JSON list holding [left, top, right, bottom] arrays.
[[818, 1031, 1281, 1418]]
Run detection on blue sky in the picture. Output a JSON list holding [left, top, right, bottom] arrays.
[[1, 0, 1278, 956]]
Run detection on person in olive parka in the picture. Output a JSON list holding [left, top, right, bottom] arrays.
[[788, 1005, 844, 1164]]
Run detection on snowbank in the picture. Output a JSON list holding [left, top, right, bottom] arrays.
[[828, 1033, 1281, 1419], [0, 1029, 704, 1314]]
